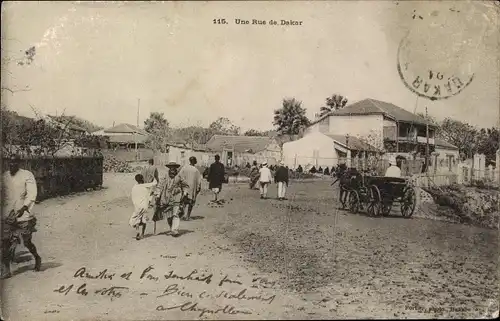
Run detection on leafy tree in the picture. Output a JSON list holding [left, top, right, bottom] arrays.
[[208, 117, 240, 135], [319, 94, 348, 117], [144, 112, 170, 152], [438, 118, 479, 158], [273, 98, 311, 137], [50, 115, 103, 133], [477, 127, 499, 165], [244, 129, 268, 136]]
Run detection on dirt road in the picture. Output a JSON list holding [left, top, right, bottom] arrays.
[[2, 174, 498, 320]]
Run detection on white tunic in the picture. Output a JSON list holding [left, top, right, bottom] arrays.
[[2, 169, 38, 222], [129, 180, 157, 227], [384, 165, 402, 178], [259, 167, 273, 183]]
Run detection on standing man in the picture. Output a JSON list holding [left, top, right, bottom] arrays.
[[178, 156, 202, 221], [1, 155, 41, 279], [258, 161, 273, 199], [154, 162, 189, 237], [249, 160, 260, 190], [274, 161, 289, 201], [141, 159, 159, 184], [207, 154, 225, 202]]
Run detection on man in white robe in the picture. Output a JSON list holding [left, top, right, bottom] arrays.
[[129, 174, 157, 240]]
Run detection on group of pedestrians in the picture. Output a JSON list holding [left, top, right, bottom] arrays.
[[249, 160, 289, 200], [129, 156, 202, 240]]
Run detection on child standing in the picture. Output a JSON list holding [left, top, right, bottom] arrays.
[[129, 174, 157, 240]]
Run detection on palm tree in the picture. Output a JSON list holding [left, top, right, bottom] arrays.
[[273, 98, 310, 138], [319, 94, 348, 117]]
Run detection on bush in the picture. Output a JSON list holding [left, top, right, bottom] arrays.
[[103, 155, 134, 173]]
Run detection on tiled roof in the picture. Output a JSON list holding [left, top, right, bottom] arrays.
[[205, 135, 276, 153], [104, 123, 148, 135], [435, 138, 458, 150], [107, 134, 149, 144], [326, 134, 382, 153], [312, 98, 436, 127]]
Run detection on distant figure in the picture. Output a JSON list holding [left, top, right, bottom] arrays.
[[141, 159, 159, 183], [249, 161, 260, 189], [207, 155, 225, 202], [385, 157, 402, 178], [274, 161, 289, 201], [296, 165, 303, 173], [318, 166, 323, 174], [324, 167, 330, 176], [129, 174, 157, 240], [178, 156, 202, 221], [309, 166, 317, 174], [245, 162, 251, 169], [259, 162, 273, 199]]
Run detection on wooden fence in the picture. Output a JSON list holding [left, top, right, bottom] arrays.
[[2, 156, 104, 201]]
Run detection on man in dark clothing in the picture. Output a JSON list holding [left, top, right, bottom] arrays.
[[274, 161, 289, 200], [207, 154, 225, 202]]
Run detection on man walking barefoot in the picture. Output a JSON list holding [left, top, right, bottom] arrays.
[[154, 162, 189, 237], [178, 156, 202, 221], [1, 155, 41, 279], [129, 174, 157, 240]]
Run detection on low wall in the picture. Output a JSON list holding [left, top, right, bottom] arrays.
[[2, 156, 104, 201]]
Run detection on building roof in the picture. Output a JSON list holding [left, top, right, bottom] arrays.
[[107, 134, 149, 144], [435, 138, 458, 150], [311, 98, 436, 128], [205, 135, 276, 153], [102, 123, 148, 135], [326, 134, 382, 153]]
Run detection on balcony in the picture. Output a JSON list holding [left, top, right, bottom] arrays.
[[383, 126, 434, 145]]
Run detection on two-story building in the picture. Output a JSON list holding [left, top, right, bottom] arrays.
[[307, 98, 437, 158]]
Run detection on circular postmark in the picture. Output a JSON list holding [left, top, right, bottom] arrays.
[[396, 7, 486, 101]]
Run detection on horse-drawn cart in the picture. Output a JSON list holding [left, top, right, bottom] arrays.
[[346, 174, 417, 218]]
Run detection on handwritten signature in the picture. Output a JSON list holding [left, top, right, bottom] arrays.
[[156, 301, 252, 318]]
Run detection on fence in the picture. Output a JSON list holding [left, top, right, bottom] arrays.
[[101, 148, 154, 163], [2, 156, 104, 201]]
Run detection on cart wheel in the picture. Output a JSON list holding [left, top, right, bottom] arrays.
[[368, 185, 381, 217], [348, 191, 360, 214], [401, 186, 416, 217]]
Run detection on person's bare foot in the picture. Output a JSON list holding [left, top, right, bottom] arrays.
[[171, 230, 180, 237], [135, 234, 142, 240], [34, 256, 42, 272]]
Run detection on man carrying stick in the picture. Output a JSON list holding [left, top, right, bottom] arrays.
[[154, 162, 189, 237]]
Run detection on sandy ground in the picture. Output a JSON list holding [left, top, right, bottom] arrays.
[[1, 173, 498, 320]]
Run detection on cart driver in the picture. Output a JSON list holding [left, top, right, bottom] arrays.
[[385, 157, 401, 178]]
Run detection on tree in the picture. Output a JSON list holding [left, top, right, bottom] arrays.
[[244, 129, 268, 136], [273, 98, 311, 137], [319, 94, 348, 117], [476, 127, 499, 165], [438, 118, 479, 158], [208, 117, 240, 136], [144, 112, 170, 152]]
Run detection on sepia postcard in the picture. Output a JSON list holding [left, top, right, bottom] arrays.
[[1, 1, 499, 320]]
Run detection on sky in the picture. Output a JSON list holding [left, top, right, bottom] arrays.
[[1, 1, 499, 132]]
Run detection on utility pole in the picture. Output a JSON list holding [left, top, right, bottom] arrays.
[[425, 105, 429, 173], [135, 98, 140, 160]]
